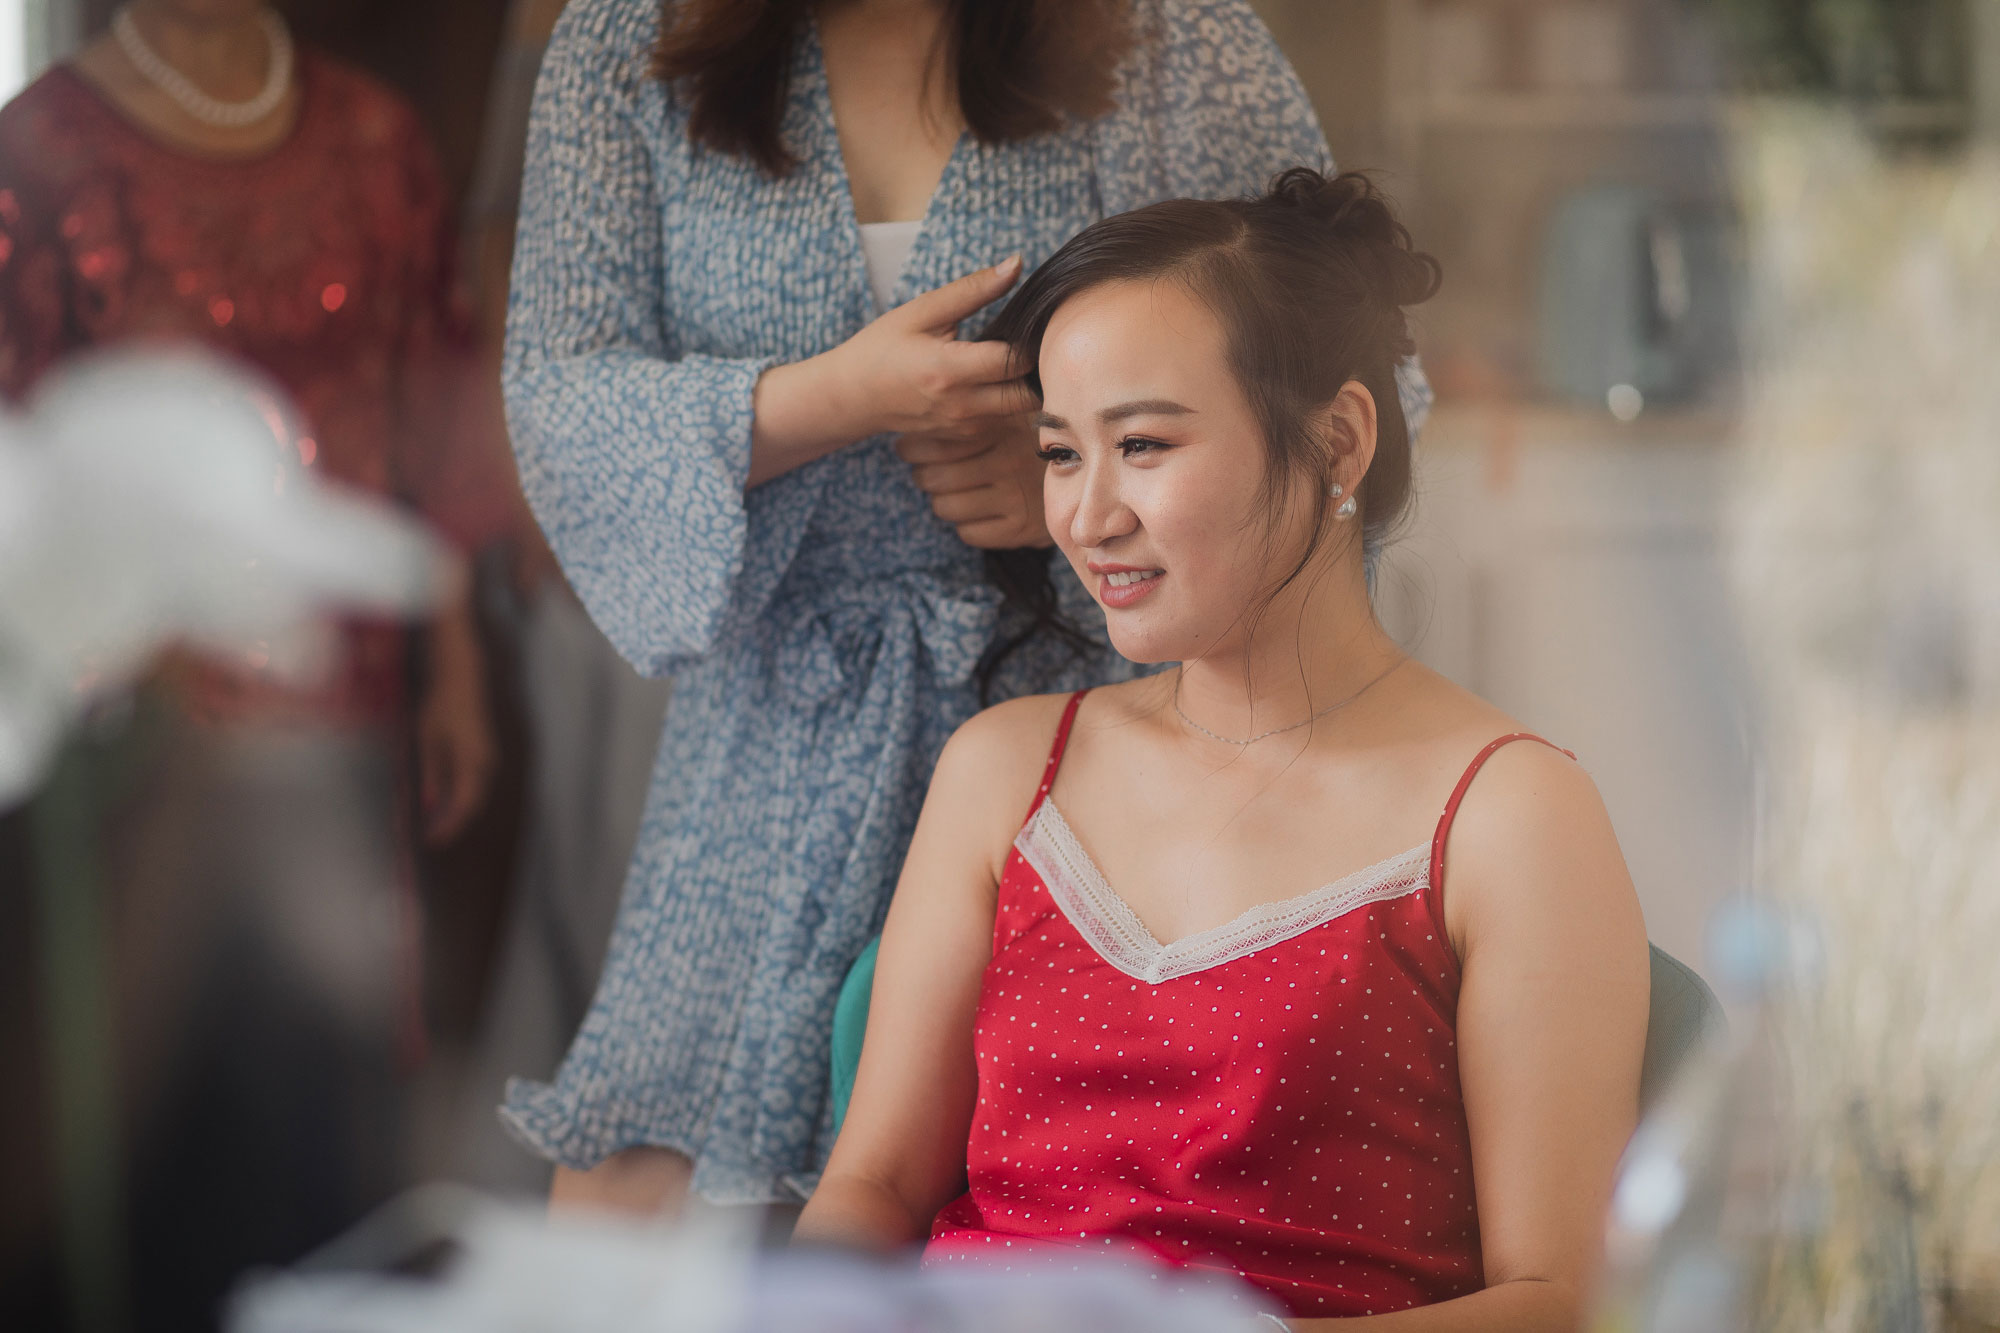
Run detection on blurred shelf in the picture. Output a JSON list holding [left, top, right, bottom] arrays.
[[1401, 92, 1968, 134], [1423, 399, 1740, 451], [1413, 92, 1720, 130]]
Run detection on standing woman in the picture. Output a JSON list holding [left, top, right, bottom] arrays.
[[500, 0, 1421, 1214], [0, 0, 495, 828], [0, 0, 497, 1316]]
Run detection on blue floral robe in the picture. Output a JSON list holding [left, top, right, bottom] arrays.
[[499, 0, 1428, 1203]]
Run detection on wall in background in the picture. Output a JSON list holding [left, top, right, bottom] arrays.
[[1251, 0, 1754, 972]]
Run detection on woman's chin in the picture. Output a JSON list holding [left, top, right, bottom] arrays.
[[1100, 620, 1188, 667]]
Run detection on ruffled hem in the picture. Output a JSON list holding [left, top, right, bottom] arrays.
[[496, 1077, 819, 1207]]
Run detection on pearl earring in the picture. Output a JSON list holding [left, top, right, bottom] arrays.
[[1335, 495, 1358, 521], [1328, 482, 1344, 500]]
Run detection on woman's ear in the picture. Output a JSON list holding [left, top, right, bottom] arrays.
[[1317, 380, 1378, 498]]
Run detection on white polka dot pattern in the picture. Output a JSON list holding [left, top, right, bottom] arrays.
[[922, 693, 1485, 1320]]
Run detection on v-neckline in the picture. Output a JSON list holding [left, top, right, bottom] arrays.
[[1016, 798, 1432, 985], [802, 16, 968, 308]]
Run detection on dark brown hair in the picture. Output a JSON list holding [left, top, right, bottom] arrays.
[[993, 167, 1438, 545], [652, 0, 1133, 176], [975, 168, 1441, 694]]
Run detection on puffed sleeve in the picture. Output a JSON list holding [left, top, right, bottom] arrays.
[[1092, 0, 1432, 440], [501, 0, 774, 676]]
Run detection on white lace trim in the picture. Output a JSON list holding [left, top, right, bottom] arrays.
[[1016, 801, 1430, 985]]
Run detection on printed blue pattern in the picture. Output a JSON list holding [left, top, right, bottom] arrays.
[[499, 0, 1433, 1204]]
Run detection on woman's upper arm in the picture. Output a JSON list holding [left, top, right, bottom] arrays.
[[1446, 744, 1651, 1301], [502, 0, 774, 674], [819, 699, 1056, 1232]]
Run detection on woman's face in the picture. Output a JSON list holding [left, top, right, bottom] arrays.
[[1035, 278, 1322, 665]]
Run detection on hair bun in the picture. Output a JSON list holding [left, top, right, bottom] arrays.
[[1265, 167, 1442, 310]]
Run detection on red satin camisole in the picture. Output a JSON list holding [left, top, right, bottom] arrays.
[[927, 689, 1565, 1319]]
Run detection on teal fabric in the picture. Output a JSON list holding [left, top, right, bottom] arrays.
[[825, 938, 1722, 1139], [1640, 942, 1727, 1109], [828, 935, 880, 1138]]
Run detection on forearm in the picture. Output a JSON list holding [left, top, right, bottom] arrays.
[[748, 346, 876, 489], [791, 1171, 932, 1254], [425, 584, 484, 688], [1287, 1279, 1580, 1333]]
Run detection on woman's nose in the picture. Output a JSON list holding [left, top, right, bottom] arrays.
[[1067, 458, 1137, 549]]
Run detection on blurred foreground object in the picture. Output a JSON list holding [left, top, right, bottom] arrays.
[[228, 1188, 1284, 1333], [1, 348, 456, 1333], [1729, 108, 2000, 1330], [0, 349, 456, 806], [1591, 898, 1787, 1331]]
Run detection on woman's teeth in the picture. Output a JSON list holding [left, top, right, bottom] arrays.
[[1104, 570, 1162, 587]]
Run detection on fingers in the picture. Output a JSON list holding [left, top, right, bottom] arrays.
[[909, 456, 994, 496], [953, 514, 1053, 550], [929, 484, 1008, 526], [935, 337, 1022, 386], [955, 378, 1040, 420], [900, 254, 1023, 332], [895, 433, 992, 466]]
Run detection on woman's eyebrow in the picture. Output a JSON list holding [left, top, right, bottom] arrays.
[[1037, 400, 1195, 431], [1101, 398, 1194, 423]]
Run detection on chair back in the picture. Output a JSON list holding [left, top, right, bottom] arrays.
[[1641, 942, 1727, 1110]]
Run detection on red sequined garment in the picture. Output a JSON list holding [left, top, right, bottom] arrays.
[[925, 693, 1565, 1319], [0, 54, 489, 724]]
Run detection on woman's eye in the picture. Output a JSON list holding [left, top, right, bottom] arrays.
[[1118, 435, 1169, 457], [1035, 444, 1078, 465]]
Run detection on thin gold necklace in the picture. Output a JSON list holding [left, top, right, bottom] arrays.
[[1172, 658, 1405, 746]]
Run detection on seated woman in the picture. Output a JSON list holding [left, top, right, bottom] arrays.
[[793, 169, 1650, 1330]]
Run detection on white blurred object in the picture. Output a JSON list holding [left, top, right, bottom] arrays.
[[228, 1189, 1282, 1333], [1727, 111, 2000, 1329], [0, 348, 456, 805], [1591, 899, 1792, 1332], [0, 0, 26, 105]]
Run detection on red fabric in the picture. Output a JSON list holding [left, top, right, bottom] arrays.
[[0, 55, 515, 724], [926, 694, 1566, 1319], [1425, 732, 1576, 989]]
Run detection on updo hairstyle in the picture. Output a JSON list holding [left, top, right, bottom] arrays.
[[991, 167, 1441, 550], [975, 169, 1440, 697]]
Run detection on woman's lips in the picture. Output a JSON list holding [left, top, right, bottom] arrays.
[[1097, 568, 1164, 609]]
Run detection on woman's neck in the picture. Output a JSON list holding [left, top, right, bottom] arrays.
[[124, 2, 273, 98], [1169, 555, 1404, 748], [73, 1, 297, 158]]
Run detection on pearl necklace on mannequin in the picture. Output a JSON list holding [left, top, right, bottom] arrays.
[[110, 4, 293, 129]]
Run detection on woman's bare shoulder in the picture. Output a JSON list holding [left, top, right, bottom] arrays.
[[935, 690, 1084, 798], [916, 692, 1088, 883], [1436, 709, 1644, 961]]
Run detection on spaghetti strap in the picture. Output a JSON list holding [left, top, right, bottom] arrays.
[[1424, 733, 1575, 978], [1022, 690, 1090, 825]]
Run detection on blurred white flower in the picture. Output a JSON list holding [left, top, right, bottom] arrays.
[[228, 1189, 1283, 1333], [1729, 111, 2000, 1328], [0, 348, 456, 805]]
